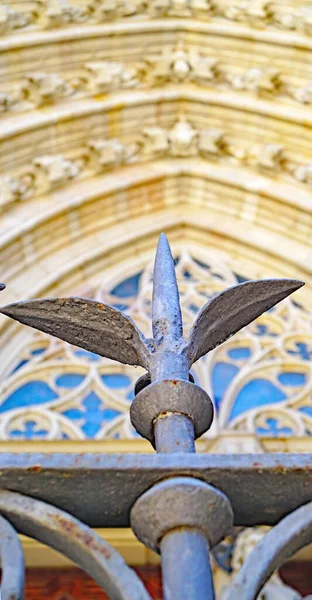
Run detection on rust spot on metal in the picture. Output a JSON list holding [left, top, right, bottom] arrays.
[[26, 465, 42, 472], [170, 380, 178, 385], [53, 515, 112, 559]]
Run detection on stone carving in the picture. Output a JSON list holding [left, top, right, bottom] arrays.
[[44, 0, 91, 28], [220, 0, 272, 28], [228, 68, 282, 96], [0, 0, 311, 36], [90, 0, 147, 20], [148, 0, 214, 18], [0, 174, 35, 208], [292, 84, 312, 105], [220, 527, 302, 599], [199, 129, 227, 156], [0, 4, 39, 34], [32, 155, 82, 191], [1, 125, 312, 213], [292, 163, 312, 186], [86, 139, 137, 171], [141, 117, 200, 158], [169, 115, 199, 156], [0, 92, 15, 113], [252, 143, 285, 171], [83, 61, 139, 93], [140, 126, 170, 158], [145, 43, 220, 85], [141, 117, 227, 158], [23, 73, 74, 106], [0, 54, 311, 115]]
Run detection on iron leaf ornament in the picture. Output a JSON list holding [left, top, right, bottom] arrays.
[[0, 235, 304, 381]]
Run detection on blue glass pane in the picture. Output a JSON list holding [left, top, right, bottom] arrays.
[[55, 373, 85, 388], [278, 372, 306, 387], [10, 421, 48, 439], [0, 382, 58, 413], [62, 408, 82, 420], [127, 390, 134, 401], [112, 303, 129, 310], [193, 258, 208, 269], [254, 324, 277, 337], [299, 406, 312, 417], [235, 274, 247, 283], [101, 374, 131, 389], [288, 342, 312, 361], [82, 421, 101, 437], [229, 379, 286, 421], [83, 392, 101, 411], [257, 418, 293, 436], [212, 362, 239, 410], [110, 273, 141, 298], [74, 350, 100, 362], [183, 270, 193, 280], [31, 348, 46, 356], [102, 408, 120, 420], [189, 304, 199, 313], [228, 347, 251, 360], [11, 359, 29, 374]]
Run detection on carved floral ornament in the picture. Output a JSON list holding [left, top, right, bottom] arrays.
[[0, 115, 311, 209], [1, 47, 312, 115], [219, 527, 307, 599], [0, 249, 308, 442], [1, 0, 312, 35]]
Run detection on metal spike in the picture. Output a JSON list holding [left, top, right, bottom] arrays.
[[152, 233, 183, 345]]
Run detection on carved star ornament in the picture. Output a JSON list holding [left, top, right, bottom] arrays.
[[0, 235, 304, 389]]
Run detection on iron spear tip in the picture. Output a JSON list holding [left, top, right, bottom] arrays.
[[152, 233, 183, 344]]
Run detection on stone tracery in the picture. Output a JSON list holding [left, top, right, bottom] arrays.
[[0, 251, 310, 441]]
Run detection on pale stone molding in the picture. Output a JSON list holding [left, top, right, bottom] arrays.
[[1, 114, 312, 211], [2, 0, 312, 36], [2, 47, 312, 115]]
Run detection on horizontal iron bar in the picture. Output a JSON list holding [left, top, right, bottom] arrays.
[[0, 453, 310, 528]]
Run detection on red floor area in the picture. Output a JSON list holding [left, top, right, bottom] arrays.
[[25, 567, 162, 599], [24, 563, 312, 599]]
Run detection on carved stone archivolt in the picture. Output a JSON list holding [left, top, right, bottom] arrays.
[[1, 115, 311, 211], [2, 0, 312, 36], [1, 45, 312, 115]]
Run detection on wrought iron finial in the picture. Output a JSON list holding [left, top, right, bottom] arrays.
[[0, 236, 304, 377], [152, 233, 183, 345]]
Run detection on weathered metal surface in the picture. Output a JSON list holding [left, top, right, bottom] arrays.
[[0, 513, 25, 600], [154, 413, 195, 453], [0, 489, 151, 600], [130, 477, 233, 552], [130, 379, 213, 444], [186, 278, 304, 365], [0, 453, 311, 527], [224, 500, 312, 600], [0, 234, 306, 599], [161, 529, 215, 600], [152, 233, 183, 346], [0, 297, 151, 368]]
